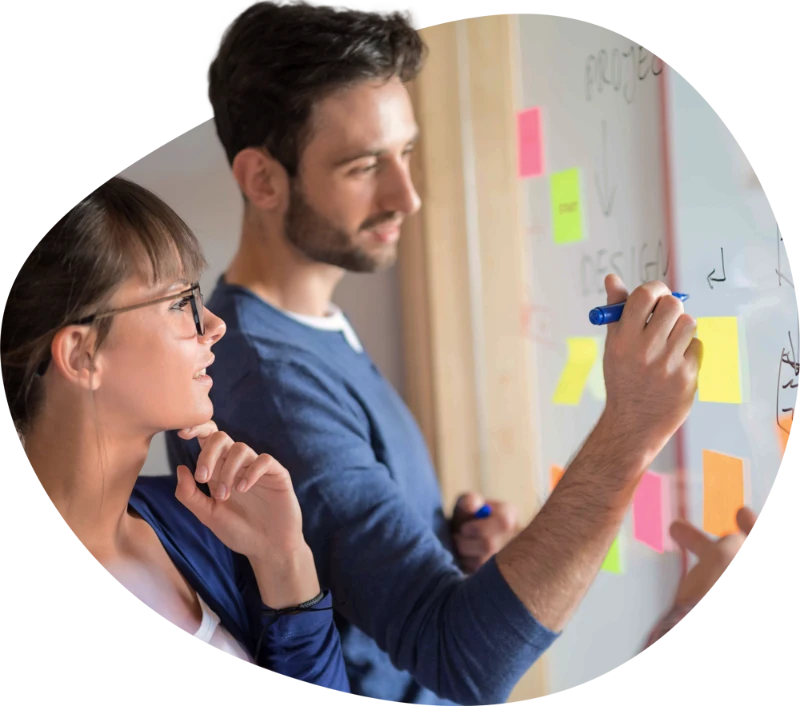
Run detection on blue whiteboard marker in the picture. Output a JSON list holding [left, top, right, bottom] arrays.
[[474, 504, 492, 519], [589, 293, 689, 326]]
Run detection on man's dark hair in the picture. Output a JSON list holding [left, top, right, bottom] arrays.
[[209, 1, 427, 176]]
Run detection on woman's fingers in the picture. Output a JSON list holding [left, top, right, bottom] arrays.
[[177, 419, 218, 444], [234, 454, 292, 494], [174, 465, 214, 525], [234, 454, 272, 494], [213, 442, 257, 500], [194, 431, 234, 484], [179, 421, 295, 502]]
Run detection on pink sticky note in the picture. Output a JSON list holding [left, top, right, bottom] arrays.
[[517, 107, 544, 178], [662, 478, 679, 553], [633, 471, 665, 553]]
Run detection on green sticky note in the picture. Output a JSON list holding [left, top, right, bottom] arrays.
[[601, 536, 623, 574], [696, 317, 742, 404], [550, 167, 585, 244]]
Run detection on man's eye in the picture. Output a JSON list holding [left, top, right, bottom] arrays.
[[353, 163, 379, 174]]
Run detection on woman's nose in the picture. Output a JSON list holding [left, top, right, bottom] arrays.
[[203, 308, 226, 344]]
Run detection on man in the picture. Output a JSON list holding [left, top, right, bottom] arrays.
[[167, 3, 702, 703]]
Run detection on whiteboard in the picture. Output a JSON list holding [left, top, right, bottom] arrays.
[[517, 14, 680, 690], [666, 71, 797, 541], [515, 14, 796, 694]]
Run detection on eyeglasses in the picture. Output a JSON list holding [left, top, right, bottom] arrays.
[[36, 283, 205, 376]]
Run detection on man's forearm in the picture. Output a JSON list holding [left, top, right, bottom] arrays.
[[495, 412, 650, 632]]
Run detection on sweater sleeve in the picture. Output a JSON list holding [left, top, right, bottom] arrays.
[[133, 476, 350, 693], [212, 358, 559, 706], [254, 591, 350, 692]]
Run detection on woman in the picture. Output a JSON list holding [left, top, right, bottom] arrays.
[[1, 176, 348, 690]]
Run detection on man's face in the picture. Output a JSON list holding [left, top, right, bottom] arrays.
[[284, 76, 421, 273]]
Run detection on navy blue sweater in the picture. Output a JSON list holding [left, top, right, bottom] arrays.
[[129, 475, 349, 691], [166, 278, 558, 705]]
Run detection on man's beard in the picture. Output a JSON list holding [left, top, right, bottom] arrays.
[[284, 179, 399, 273]]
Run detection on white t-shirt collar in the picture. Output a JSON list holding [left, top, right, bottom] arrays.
[[280, 303, 364, 353]]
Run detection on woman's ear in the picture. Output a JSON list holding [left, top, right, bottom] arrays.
[[49, 327, 103, 391], [231, 147, 289, 211]]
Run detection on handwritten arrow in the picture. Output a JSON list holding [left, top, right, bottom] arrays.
[[594, 120, 617, 217], [776, 225, 794, 288], [706, 247, 727, 289]]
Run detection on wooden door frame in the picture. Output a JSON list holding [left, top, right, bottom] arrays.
[[398, 15, 549, 701]]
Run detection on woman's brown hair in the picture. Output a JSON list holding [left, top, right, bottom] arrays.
[[1, 176, 207, 437]]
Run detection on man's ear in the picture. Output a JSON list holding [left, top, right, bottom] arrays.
[[231, 147, 290, 211], [49, 327, 103, 391]]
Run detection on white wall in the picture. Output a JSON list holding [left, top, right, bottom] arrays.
[[119, 120, 407, 476]]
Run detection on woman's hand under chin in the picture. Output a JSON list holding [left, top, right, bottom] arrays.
[[174, 420, 320, 608], [174, 420, 305, 557]]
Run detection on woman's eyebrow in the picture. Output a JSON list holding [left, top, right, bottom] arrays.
[[153, 280, 191, 297]]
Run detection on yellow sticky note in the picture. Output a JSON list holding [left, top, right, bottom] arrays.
[[601, 536, 623, 574], [696, 317, 742, 403], [552, 337, 599, 405], [703, 449, 745, 537], [550, 465, 565, 492], [586, 350, 606, 401], [550, 167, 585, 244]]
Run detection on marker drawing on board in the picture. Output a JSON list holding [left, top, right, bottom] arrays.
[[594, 119, 617, 217], [588, 293, 689, 326], [777, 329, 800, 435], [707, 248, 726, 289], [776, 225, 794, 288]]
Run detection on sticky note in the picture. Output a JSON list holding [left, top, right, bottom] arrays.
[[550, 168, 585, 244], [586, 346, 606, 401], [552, 337, 599, 405], [777, 413, 793, 457], [696, 317, 742, 404], [633, 471, 666, 553], [601, 536, 623, 574], [550, 465, 565, 492], [517, 107, 544, 178], [702, 450, 745, 537], [661, 478, 679, 553]]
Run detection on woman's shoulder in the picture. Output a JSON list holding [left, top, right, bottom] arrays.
[[131, 475, 245, 594], [130, 476, 225, 559], [130, 474, 182, 516], [131, 476, 255, 649]]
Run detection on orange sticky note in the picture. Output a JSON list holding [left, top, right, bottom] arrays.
[[550, 465, 565, 492], [703, 450, 745, 537], [777, 414, 793, 457]]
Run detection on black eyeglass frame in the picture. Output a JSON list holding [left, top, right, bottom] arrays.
[[36, 283, 205, 376]]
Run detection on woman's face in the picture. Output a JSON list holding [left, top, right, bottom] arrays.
[[90, 274, 226, 435]]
